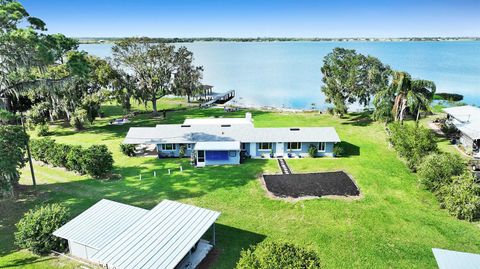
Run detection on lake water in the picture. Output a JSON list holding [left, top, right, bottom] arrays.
[[80, 42, 480, 110]]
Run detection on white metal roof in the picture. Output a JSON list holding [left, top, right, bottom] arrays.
[[444, 105, 480, 139], [53, 199, 148, 250], [91, 200, 221, 269], [124, 124, 341, 144], [433, 248, 480, 269], [195, 141, 241, 151]]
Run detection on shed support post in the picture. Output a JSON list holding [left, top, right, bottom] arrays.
[[212, 223, 216, 246]]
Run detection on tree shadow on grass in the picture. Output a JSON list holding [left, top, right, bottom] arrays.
[[206, 224, 266, 269], [0, 255, 54, 268], [341, 112, 373, 127], [337, 141, 360, 157]]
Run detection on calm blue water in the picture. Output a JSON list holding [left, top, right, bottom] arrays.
[[80, 42, 480, 109]]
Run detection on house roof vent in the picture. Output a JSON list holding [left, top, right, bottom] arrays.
[[181, 125, 191, 127], [221, 124, 231, 127], [290, 128, 300, 131]]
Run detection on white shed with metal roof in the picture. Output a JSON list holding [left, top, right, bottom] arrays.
[[433, 248, 480, 269], [53, 199, 221, 269], [53, 199, 148, 260]]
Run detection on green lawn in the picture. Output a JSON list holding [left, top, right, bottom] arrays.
[[1, 105, 480, 268]]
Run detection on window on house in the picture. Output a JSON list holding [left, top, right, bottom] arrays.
[[287, 142, 302, 150], [258, 143, 272, 150], [187, 144, 192, 149], [229, 151, 237, 157], [161, 144, 175, 151], [318, 142, 326, 152]]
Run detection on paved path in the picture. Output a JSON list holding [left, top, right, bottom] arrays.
[[277, 158, 291, 174]]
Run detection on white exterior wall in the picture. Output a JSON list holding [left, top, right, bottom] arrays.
[[69, 240, 98, 261]]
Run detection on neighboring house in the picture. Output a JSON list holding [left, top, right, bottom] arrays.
[[124, 113, 341, 167], [53, 199, 220, 269], [443, 105, 480, 153]]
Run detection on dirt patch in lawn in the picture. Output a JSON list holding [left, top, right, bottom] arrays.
[[262, 171, 360, 200]]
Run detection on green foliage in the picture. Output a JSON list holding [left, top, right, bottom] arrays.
[[417, 153, 465, 191], [434, 93, 463, 102], [36, 123, 49, 136], [66, 145, 85, 173], [0, 124, 28, 197], [81, 145, 113, 178], [388, 123, 437, 171], [308, 144, 317, 158], [31, 139, 113, 178], [236, 241, 321, 269], [120, 143, 136, 157], [321, 47, 390, 116], [179, 144, 187, 158], [440, 122, 457, 136], [437, 173, 480, 221], [0, 108, 17, 124], [15, 204, 69, 255], [30, 137, 54, 163], [70, 108, 88, 130], [333, 144, 345, 157]]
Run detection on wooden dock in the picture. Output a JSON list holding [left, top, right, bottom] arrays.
[[200, 90, 235, 107]]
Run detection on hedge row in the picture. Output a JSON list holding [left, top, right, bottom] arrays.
[[30, 138, 113, 178]]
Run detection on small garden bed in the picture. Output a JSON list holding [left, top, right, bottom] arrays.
[[263, 171, 360, 199]]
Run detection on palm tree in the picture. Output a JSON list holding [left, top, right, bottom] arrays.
[[391, 71, 435, 124]]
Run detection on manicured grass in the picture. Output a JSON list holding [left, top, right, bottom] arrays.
[[1, 105, 480, 268]]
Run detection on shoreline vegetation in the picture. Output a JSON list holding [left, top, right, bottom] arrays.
[[76, 36, 480, 44]]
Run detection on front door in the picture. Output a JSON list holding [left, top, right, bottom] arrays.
[[276, 142, 284, 157], [197, 150, 205, 167]]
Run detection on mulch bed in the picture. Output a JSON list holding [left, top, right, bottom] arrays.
[[263, 171, 360, 198]]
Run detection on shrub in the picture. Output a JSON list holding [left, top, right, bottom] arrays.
[[30, 138, 55, 163], [120, 144, 136, 157], [308, 144, 317, 158], [440, 122, 457, 137], [36, 123, 49, 137], [179, 144, 187, 158], [82, 145, 113, 178], [333, 144, 344, 157], [236, 241, 321, 269], [70, 108, 88, 130], [15, 204, 70, 255], [50, 143, 72, 168], [437, 173, 480, 221], [0, 125, 28, 198], [417, 153, 465, 191], [388, 123, 438, 171], [66, 145, 85, 173]]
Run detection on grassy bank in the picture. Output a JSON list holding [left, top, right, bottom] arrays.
[[1, 105, 480, 268]]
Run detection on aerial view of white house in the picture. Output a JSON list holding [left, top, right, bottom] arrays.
[[53, 199, 220, 269], [444, 105, 480, 155], [124, 113, 341, 166]]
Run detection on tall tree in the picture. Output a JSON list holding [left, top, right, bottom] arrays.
[[391, 71, 436, 124], [112, 38, 202, 114], [173, 46, 203, 103], [321, 48, 390, 116]]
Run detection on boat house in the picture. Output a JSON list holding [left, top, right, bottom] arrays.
[[444, 105, 480, 154], [53, 199, 220, 269], [124, 113, 341, 166]]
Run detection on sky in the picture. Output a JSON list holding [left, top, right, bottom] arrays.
[[21, 0, 480, 38]]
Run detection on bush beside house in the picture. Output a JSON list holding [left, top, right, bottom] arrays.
[[15, 204, 70, 255], [437, 173, 480, 221]]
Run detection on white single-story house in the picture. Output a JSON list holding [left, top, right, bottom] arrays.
[[123, 113, 341, 166], [443, 105, 480, 153], [432, 248, 480, 269], [53, 199, 220, 269]]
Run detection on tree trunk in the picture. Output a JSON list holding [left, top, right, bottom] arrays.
[[152, 96, 158, 115], [399, 98, 407, 125], [416, 109, 421, 123]]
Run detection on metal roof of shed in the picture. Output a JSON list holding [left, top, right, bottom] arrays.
[[91, 200, 221, 269], [433, 248, 480, 269], [53, 199, 148, 250], [443, 106, 480, 139], [195, 141, 241, 150]]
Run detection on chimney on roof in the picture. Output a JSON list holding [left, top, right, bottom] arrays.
[[245, 112, 252, 122]]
